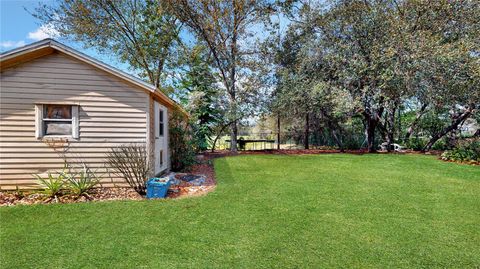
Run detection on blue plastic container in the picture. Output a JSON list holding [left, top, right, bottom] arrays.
[[146, 177, 171, 199]]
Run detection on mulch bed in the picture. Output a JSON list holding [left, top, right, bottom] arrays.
[[166, 162, 217, 199], [203, 149, 444, 157], [440, 159, 480, 166], [0, 160, 217, 207], [0, 187, 143, 207]]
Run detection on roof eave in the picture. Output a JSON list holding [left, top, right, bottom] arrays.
[[0, 39, 187, 115]]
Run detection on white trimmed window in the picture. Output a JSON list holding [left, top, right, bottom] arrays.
[[35, 104, 79, 139]]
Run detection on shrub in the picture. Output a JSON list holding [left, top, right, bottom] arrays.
[[106, 144, 152, 195], [432, 139, 448, 151], [65, 164, 100, 197], [341, 135, 363, 150], [34, 167, 67, 200], [169, 108, 196, 171], [441, 138, 480, 163], [405, 137, 428, 151]]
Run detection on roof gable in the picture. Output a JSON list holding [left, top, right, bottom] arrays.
[[0, 39, 185, 113]]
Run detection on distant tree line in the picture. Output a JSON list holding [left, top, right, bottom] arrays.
[[34, 0, 479, 154], [266, 0, 479, 152]]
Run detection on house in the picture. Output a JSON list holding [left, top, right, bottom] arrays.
[[0, 39, 185, 190]]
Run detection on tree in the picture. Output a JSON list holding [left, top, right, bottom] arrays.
[[421, 49, 479, 151], [176, 45, 223, 151], [277, 1, 392, 152], [33, 0, 181, 91], [165, 0, 273, 151], [267, 22, 317, 150], [274, 0, 479, 152], [392, 0, 480, 150]]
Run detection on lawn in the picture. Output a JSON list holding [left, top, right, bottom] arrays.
[[1, 154, 479, 268]]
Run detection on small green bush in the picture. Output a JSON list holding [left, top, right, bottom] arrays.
[[431, 139, 448, 151], [34, 163, 101, 200], [33, 167, 67, 199], [65, 164, 100, 197], [342, 135, 363, 150], [441, 138, 480, 163], [405, 137, 428, 151]]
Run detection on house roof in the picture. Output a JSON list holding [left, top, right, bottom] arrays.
[[0, 38, 187, 114]]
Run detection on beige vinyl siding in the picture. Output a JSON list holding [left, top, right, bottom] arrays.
[[0, 52, 149, 189]]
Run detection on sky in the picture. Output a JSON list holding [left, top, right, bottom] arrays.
[[0, 0, 40, 50], [0, 0, 129, 72], [0, 0, 290, 82]]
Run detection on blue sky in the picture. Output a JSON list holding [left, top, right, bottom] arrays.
[[0, 0, 128, 71], [0, 0, 290, 78], [0, 1, 39, 50]]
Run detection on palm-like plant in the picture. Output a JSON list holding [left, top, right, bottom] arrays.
[[65, 164, 100, 198], [34, 168, 67, 202]]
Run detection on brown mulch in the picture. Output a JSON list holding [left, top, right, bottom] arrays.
[[440, 159, 480, 166], [204, 149, 480, 166], [166, 162, 217, 199], [0, 158, 218, 206], [202, 149, 444, 158], [0, 187, 142, 207]]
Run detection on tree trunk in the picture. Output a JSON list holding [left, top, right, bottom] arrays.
[[446, 128, 459, 148], [230, 120, 238, 152], [277, 115, 281, 150], [474, 129, 480, 137], [229, 11, 238, 152], [228, 90, 238, 152], [211, 136, 220, 153], [304, 113, 310, 150], [404, 103, 428, 141], [385, 107, 396, 152], [324, 117, 344, 152], [397, 106, 402, 141], [211, 123, 231, 152], [423, 106, 474, 151], [361, 98, 384, 153], [365, 118, 377, 153], [331, 129, 344, 152]]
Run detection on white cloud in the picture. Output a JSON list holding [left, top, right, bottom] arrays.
[[0, 24, 60, 51], [0, 40, 26, 49], [27, 24, 59, 41]]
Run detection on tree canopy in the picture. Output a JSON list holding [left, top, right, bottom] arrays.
[[33, 0, 480, 153]]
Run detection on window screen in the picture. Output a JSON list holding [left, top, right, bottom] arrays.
[[43, 105, 73, 135]]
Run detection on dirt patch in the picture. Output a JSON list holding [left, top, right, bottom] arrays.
[[166, 162, 217, 199]]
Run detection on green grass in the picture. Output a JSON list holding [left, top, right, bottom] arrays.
[[1, 154, 479, 268]]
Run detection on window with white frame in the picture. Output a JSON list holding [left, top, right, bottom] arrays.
[[35, 104, 79, 139]]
